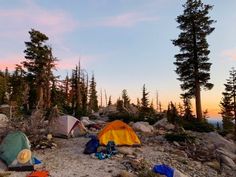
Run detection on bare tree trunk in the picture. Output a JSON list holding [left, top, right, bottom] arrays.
[[104, 89, 107, 107], [36, 86, 44, 109], [100, 89, 103, 107], [195, 83, 202, 120], [192, 19, 202, 120]]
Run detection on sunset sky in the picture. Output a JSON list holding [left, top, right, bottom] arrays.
[[1, 0, 236, 118]]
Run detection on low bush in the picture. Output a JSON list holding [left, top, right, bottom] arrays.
[[165, 132, 195, 143], [181, 119, 214, 132], [108, 112, 138, 123]]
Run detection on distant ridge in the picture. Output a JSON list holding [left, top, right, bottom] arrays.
[[207, 118, 222, 127]]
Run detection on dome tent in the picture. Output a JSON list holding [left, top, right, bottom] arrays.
[[51, 115, 86, 138], [98, 120, 141, 146]]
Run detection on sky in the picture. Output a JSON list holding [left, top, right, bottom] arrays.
[[0, 0, 236, 118]]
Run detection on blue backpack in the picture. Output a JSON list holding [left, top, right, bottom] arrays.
[[83, 136, 99, 154]]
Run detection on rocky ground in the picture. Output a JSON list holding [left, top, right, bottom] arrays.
[[0, 132, 235, 177], [0, 118, 236, 177]]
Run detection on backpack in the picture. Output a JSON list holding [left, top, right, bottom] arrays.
[[106, 141, 117, 155], [83, 136, 99, 154]]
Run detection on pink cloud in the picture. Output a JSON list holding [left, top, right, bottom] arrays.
[[0, 54, 24, 71], [101, 12, 159, 27], [57, 55, 101, 70], [0, 1, 77, 39], [222, 48, 236, 60]]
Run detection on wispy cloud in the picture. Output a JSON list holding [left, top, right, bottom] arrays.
[[222, 48, 236, 60], [0, 0, 77, 39], [98, 12, 159, 27], [80, 12, 159, 28]]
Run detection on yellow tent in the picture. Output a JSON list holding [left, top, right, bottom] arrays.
[[98, 120, 141, 146]]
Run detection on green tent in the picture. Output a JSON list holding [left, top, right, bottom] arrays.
[[0, 131, 30, 166]]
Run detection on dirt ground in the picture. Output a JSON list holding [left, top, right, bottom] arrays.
[[0, 137, 127, 177]]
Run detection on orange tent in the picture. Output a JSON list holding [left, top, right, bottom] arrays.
[[98, 120, 141, 146]]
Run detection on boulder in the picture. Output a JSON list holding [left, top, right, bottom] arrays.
[[203, 132, 236, 153], [81, 116, 95, 126], [100, 105, 118, 115], [220, 154, 236, 169], [0, 114, 8, 127], [216, 147, 236, 161], [132, 122, 154, 133], [154, 118, 175, 130]]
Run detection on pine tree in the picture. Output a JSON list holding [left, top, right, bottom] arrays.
[[80, 71, 89, 115], [0, 70, 6, 104], [167, 102, 179, 123], [139, 84, 150, 119], [178, 103, 184, 117], [108, 96, 112, 106], [173, 0, 215, 120], [220, 68, 236, 135], [141, 84, 149, 109], [136, 98, 141, 109], [116, 98, 124, 112], [88, 74, 98, 112], [9, 65, 26, 107], [71, 64, 83, 116], [122, 89, 130, 108], [22, 29, 57, 109], [181, 93, 194, 119]]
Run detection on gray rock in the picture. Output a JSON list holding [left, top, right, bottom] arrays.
[[216, 147, 236, 161], [132, 122, 154, 133], [154, 118, 175, 130], [203, 132, 236, 153], [220, 154, 236, 169]]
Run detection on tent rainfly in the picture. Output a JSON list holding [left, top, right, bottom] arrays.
[[52, 115, 86, 138], [98, 120, 141, 146]]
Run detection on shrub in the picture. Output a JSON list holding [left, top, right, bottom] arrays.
[[108, 112, 138, 123], [181, 119, 214, 132], [165, 132, 195, 143]]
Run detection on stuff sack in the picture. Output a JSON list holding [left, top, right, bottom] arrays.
[[83, 136, 99, 154]]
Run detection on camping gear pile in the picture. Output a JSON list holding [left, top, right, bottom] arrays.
[[0, 118, 142, 176], [0, 131, 34, 171], [83, 120, 141, 160]]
